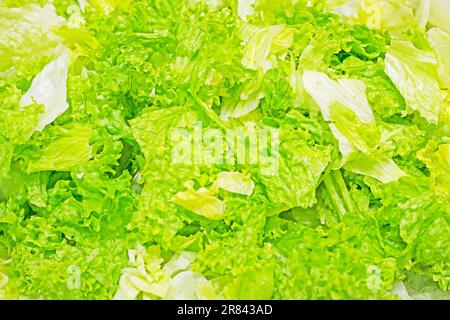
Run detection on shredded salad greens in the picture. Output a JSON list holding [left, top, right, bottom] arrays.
[[0, 0, 449, 300]]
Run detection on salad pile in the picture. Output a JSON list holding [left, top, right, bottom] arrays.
[[0, 0, 449, 300]]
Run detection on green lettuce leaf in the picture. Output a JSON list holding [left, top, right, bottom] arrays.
[[303, 70, 406, 183], [241, 24, 294, 72], [20, 49, 71, 132], [417, 142, 450, 197], [213, 171, 255, 196], [28, 125, 93, 173], [427, 28, 450, 89], [1, 0, 449, 301], [172, 181, 227, 221], [429, 0, 450, 34]]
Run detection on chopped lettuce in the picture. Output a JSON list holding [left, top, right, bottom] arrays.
[[303, 71, 406, 183], [214, 171, 255, 196], [327, 0, 421, 31], [427, 28, 450, 88], [384, 40, 447, 124], [429, 0, 450, 34], [0, 0, 449, 301], [241, 24, 294, 72], [172, 182, 227, 221], [27, 125, 93, 173], [20, 49, 70, 132], [113, 244, 172, 300], [417, 142, 450, 197]]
